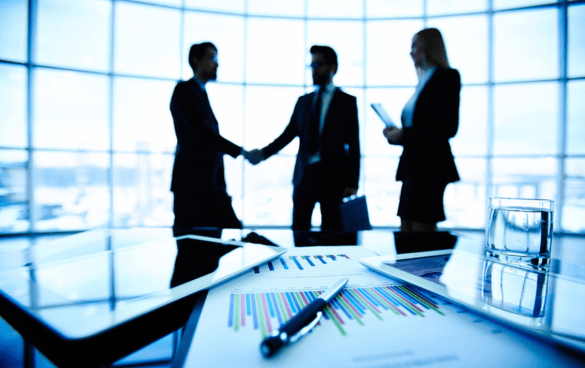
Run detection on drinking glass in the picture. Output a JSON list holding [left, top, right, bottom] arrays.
[[486, 198, 553, 271]]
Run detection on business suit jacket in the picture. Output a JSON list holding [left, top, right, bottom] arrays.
[[262, 88, 360, 192], [170, 79, 241, 195], [397, 68, 461, 184]]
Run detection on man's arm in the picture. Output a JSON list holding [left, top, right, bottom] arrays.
[[171, 82, 242, 158], [246, 97, 303, 165]]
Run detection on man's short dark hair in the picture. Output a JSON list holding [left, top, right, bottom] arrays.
[[310, 45, 338, 67], [188, 42, 217, 72]]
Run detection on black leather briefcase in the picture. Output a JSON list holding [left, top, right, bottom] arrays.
[[339, 195, 373, 231]]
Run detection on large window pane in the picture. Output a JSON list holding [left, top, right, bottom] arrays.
[[33, 69, 109, 150], [427, 0, 487, 15], [307, 0, 363, 19], [493, 82, 559, 155], [450, 86, 488, 156], [33, 68, 109, 150], [307, 20, 363, 87], [494, 8, 558, 82], [366, 19, 423, 87], [491, 158, 557, 201], [113, 153, 173, 227], [113, 77, 176, 153], [443, 158, 487, 229], [206, 83, 244, 147], [427, 14, 488, 84], [567, 80, 585, 155], [0, 64, 27, 148], [246, 18, 304, 85], [248, 0, 304, 17], [114, 2, 181, 79], [0, 149, 29, 233], [0, 0, 27, 62], [362, 157, 401, 227], [364, 87, 413, 156], [568, 4, 585, 78], [36, 0, 111, 72], [243, 155, 295, 226], [244, 86, 304, 156], [563, 159, 585, 233], [494, 0, 556, 10], [366, 0, 423, 18], [34, 151, 109, 231], [183, 12, 244, 83], [184, 0, 244, 13]]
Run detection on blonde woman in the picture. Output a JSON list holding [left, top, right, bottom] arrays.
[[383, 28, 461, 232]]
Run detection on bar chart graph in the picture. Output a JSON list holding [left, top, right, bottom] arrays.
[[227, 284, 444, 338], [253, 254, 352, 274]]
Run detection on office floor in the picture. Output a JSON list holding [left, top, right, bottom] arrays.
[[1, 229, 583, 368]]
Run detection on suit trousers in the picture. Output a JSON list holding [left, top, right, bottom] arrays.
[[173, 191, 242, 230], [292, 163, 343, 231]]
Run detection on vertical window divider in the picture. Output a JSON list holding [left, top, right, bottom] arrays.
[[241, 0, 249, 227], [556, 0, 568, 232], [108, 0, 116, 229], [361, 0, 367, 195], [26, 0, 37, 235], [486, 0, 495, 222]]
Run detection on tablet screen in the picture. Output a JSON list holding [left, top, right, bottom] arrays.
[[0, 233, 286, 339]]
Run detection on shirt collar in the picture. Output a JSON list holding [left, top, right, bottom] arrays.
[[192, 76, 206, 91], [316, 82, 335, 94]]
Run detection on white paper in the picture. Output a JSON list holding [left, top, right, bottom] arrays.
[[182, 246, 583, 368]]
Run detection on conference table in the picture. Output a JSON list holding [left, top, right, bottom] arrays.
[[0, 227, 584, 367]]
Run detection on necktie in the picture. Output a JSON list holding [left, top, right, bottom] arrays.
[[308, 88, 324, 155]]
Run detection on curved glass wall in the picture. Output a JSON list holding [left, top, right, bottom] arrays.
[[0, 0, 584, 234]]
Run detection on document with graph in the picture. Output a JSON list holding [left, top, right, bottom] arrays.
[[181, 246, 584, 368]]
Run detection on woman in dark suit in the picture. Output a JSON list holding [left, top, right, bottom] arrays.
[[383, 28, 460, 232]]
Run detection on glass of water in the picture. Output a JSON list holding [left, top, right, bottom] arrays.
[[486, 198, 554, 271]]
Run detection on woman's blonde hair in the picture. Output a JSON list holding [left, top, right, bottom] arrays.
[[415, 28, 450, 69]]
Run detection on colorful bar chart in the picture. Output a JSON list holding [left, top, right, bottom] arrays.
[[253, 255, 352, 273], [227, 285, 444, 338]]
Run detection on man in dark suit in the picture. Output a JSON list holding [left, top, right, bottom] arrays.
[[247, 45, 360, 230], [170, 42, 250, 231]]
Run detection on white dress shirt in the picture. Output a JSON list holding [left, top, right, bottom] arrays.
[[401, 66, 437, 128]]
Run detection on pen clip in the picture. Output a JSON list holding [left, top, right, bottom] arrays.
[[288, 311, 323, 345]]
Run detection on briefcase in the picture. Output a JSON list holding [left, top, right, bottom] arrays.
[[339, 195, 372, 231]]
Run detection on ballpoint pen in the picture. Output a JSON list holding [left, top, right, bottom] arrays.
[[259, 278, 349, 358]]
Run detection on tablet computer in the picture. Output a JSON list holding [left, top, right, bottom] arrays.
[[0, 232, 287, 367], [360, 250, 585, 355], [371, 103, 397, 128]]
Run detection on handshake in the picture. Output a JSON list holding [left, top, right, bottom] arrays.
[[242, 148, 265, 165]]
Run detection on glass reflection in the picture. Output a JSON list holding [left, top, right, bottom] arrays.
[[481, 261, 547, 322]]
